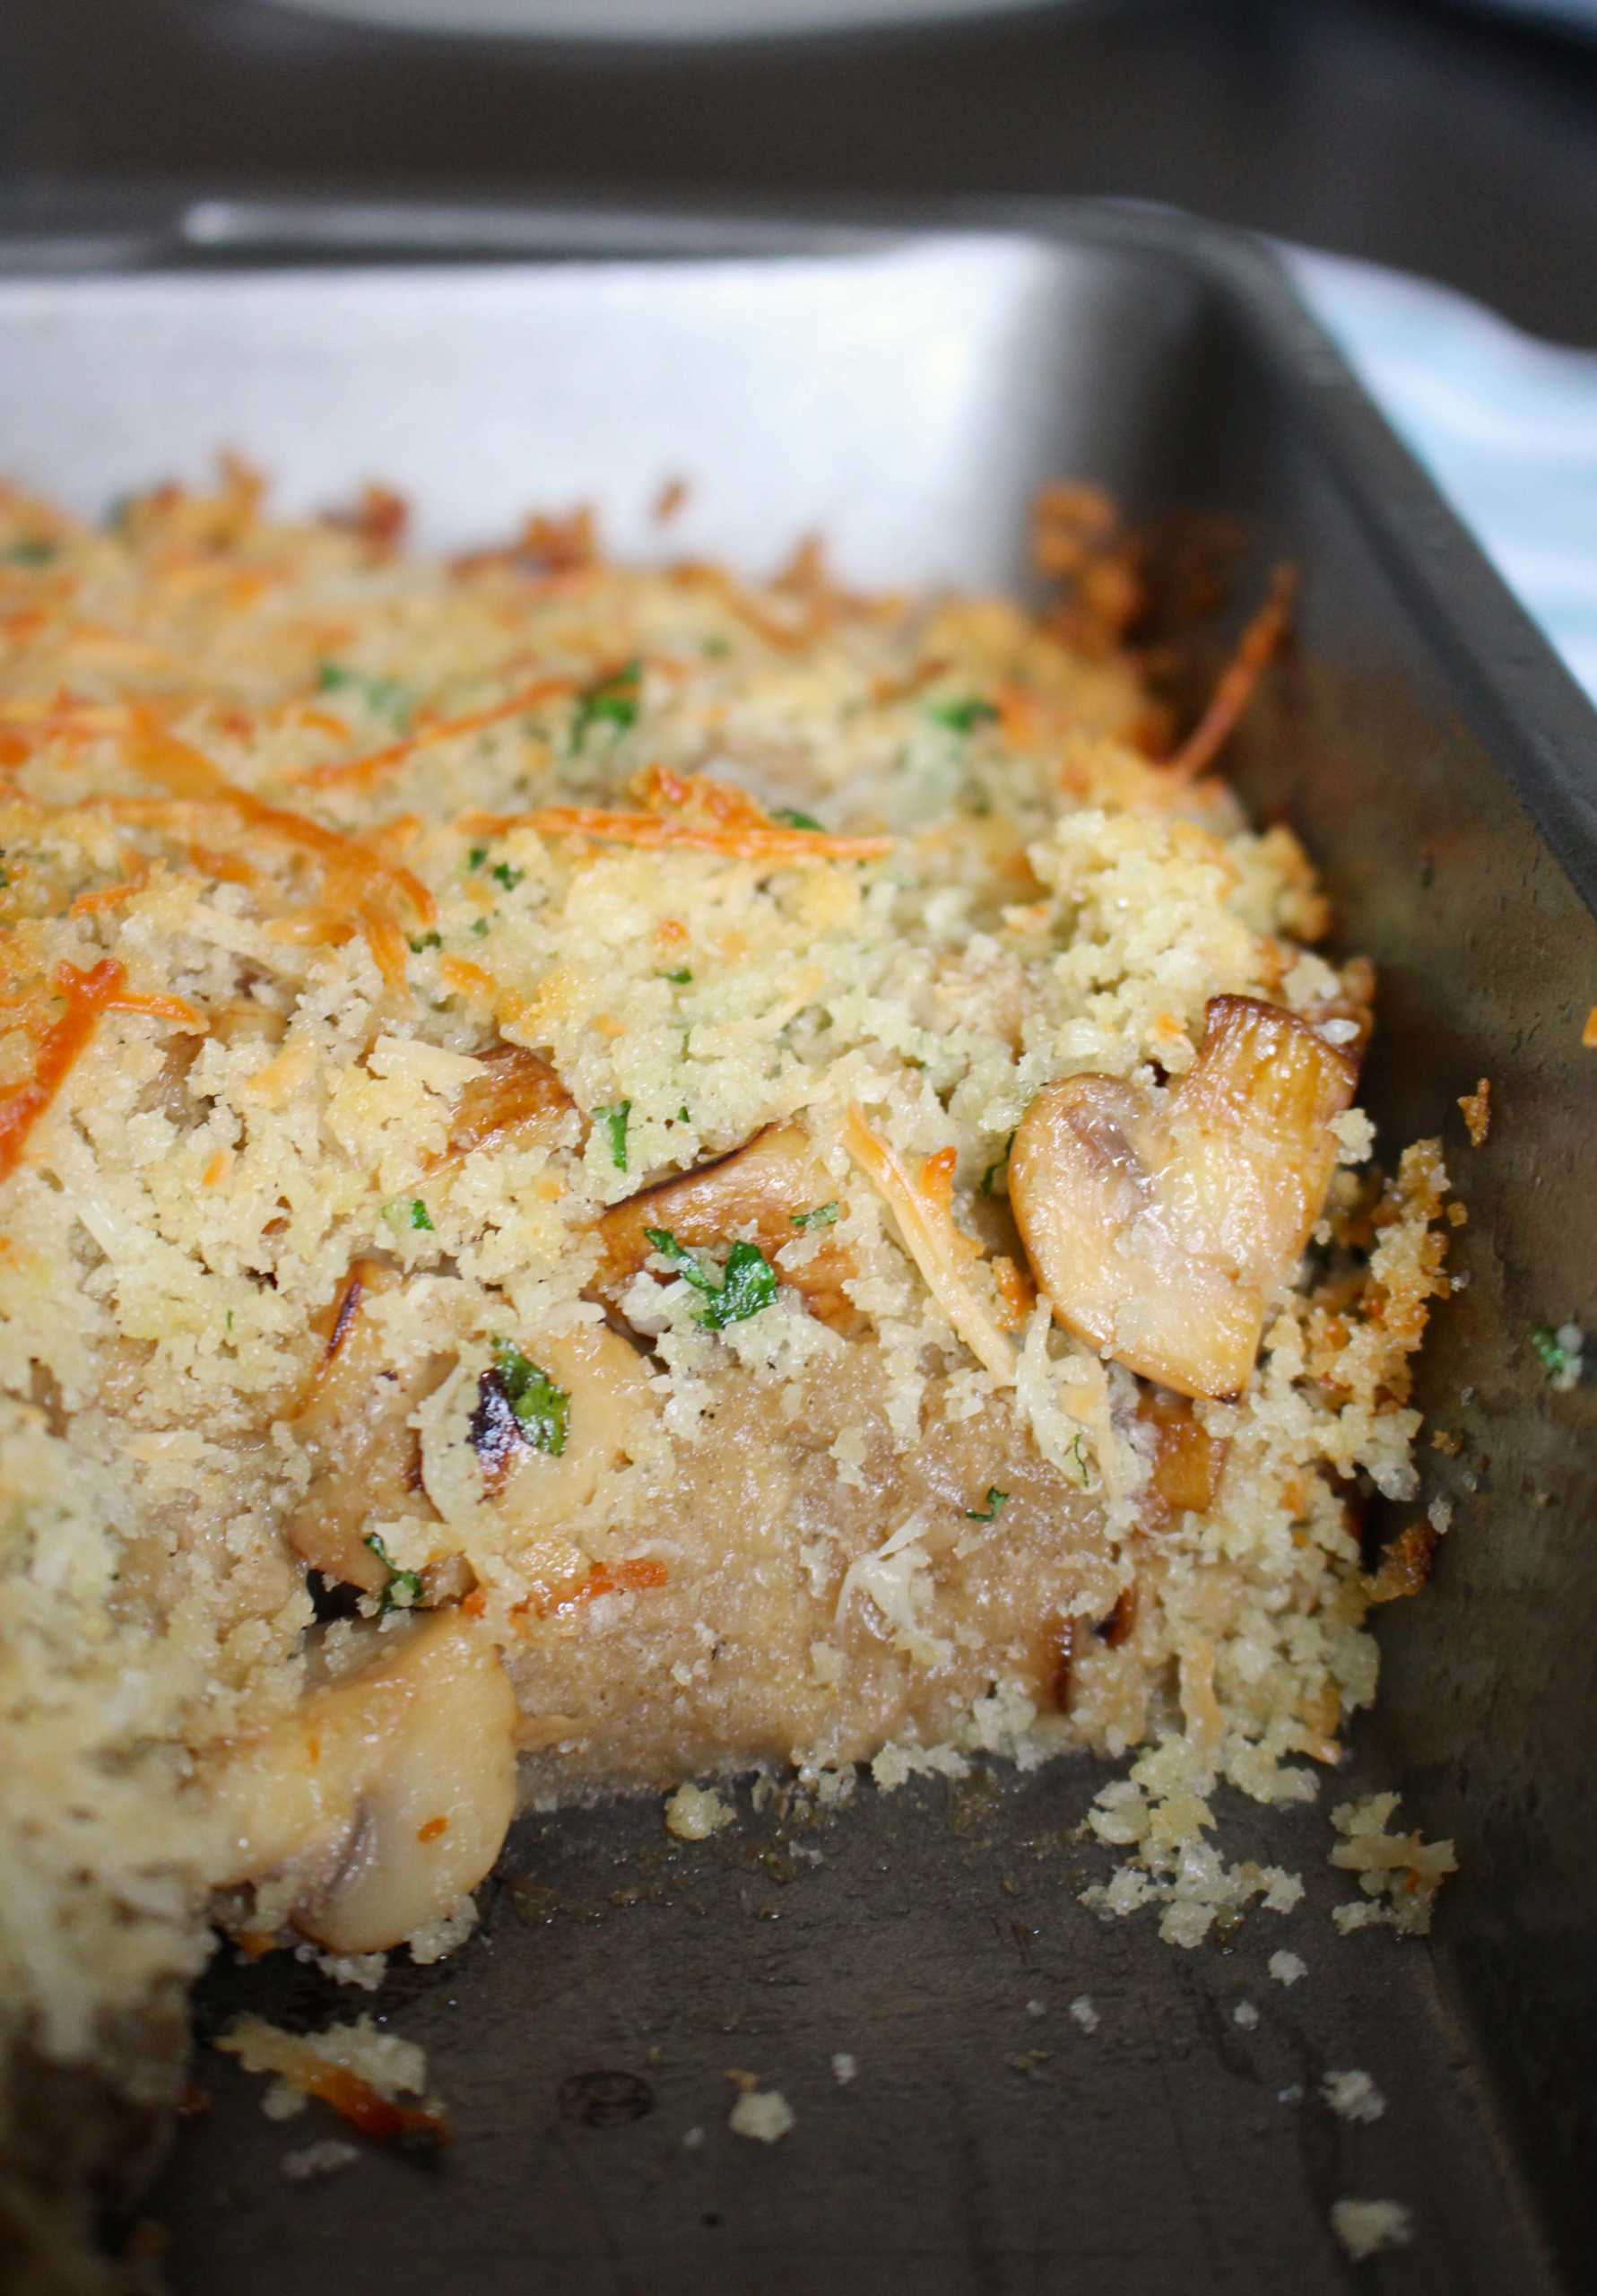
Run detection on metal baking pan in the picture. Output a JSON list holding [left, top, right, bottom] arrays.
[[3, 191, 1593, 2295]]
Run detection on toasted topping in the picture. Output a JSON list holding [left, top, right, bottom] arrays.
[[842, 1108, 1018, 1385], [1011, 996, 1357, 1399]]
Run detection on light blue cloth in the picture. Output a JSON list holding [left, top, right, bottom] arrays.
[[1289, 248, 1597, 701]]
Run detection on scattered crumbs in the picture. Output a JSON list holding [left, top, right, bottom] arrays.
[[282, 2139, 360, 2182], [728, 2087, 795, 2144], [682, 2125, 706, 2151], [1531, 1319, 1585, 1395], [299, 1945, 387, 1993], [1267, 1950, 1306, 1987], [1330, 2198, 1415, 2262], [1457, 1078, 1491, 1146], [1430, 1426, 1462, 1455], [830, 2052, 857, 2086], [262, 2079, 308, 2123], [1232, 2000, 1260, 2030], [1584, 1004, 1597, 1050], [1278, 2083, 1305, 2106], [664, 1781, 735, 1840], [1330, 1794, 1456, 1935], [1323, 2069, 1386, 2124], [1427, 1495, 1454, 1535], [1025, 1998, 1047, 2021], [1068, 1995, 1100, 2034]]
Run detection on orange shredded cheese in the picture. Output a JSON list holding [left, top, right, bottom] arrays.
[[297, 675, 578, 791], [461, 804, 890, 866], [1167, 564, 1297, 781], [0, 958, 203, 1183]]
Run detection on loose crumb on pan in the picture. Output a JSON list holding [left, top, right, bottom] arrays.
[[282, 2139, 360, 2182], [1583, 1005, 1597, 1049], [1323, 2069, 1386, 2123], [1330, 2197, 1415, 2262], [1457, 1078, 1491, 1146], [664, 1782, 736, 1840], [831, 2053, 858, 2085], [1068, 1996, 1100, 2033], [1329, 1795, 1456, 1936], [1267, 1950, 1307, 1987], [1232, 2000, 1260, 2030], [728, 2087, 796, 2144]]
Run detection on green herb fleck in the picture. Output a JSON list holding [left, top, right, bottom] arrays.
[[409, 1199, 434, 1232], [677, 1106, 691, 1124], [1, 539, 56, 567], [792, 1201, 839, 1231], [571, 658, 642, 747], [364, 1531, 425, 1613], [490, 1341, 570, 1455], [596, 1100, 631, 1172], [702, 636, 732, 659], [965, 1486, 1010, 1522], [644, 1227, 779, 1331], [317, 661, 411, 723], [470, 916, 491, 936], [929, 695, 999, 735], [408, 929, 442, 952], [1532, 1326, 1573, 1379], [979, 1132, 1016, 1196], [772, 807, 825, 831], [662, 966, 693, 985], [1067, 1432, 1092, 1487], [225, 1309, 234, 1333], [467, 845, 489, 872], [490, 860, 524, 891]]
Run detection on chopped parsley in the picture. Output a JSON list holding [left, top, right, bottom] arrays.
[[470, 916, 491, 936], [662, 966, 693, 985], [979, 1132, 1016, 1196], [364, 1531, 424, 1613], [1, 539, 56, 567], [1532, 1326, 1572, 1379], [928, 695, 999, 735], [644, 1227, 779, 1331], [965, 1486, 1010, 1522], [571, 658, 642, 746], [490, 1340, 570, 1455], [490, 860, 524, 891], [466, 845, 489, 871], [408, 1199, 434, 1232], [792, 1201, 839, 1231], [702, 635, 732, 659], [408, 929, 442, 952], [772, 807, 825, 831], [317, 660, 412, 723], [1067, 1431, 1092, 1486], [381, 1196, 436, 1234], [596, 1100, 631, 1171]]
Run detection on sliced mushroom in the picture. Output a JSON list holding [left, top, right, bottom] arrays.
[[205, 1609, 517, 1954], [597, 1122, 859, 1332], [283, 1259, 454, 1594], [431, 1041, 575, 1170], [1010, 995, 1356, 1400], [419, 1324, 657, 1538]]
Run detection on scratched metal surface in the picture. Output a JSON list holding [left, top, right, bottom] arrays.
[[4, 201, 1593, 2292]]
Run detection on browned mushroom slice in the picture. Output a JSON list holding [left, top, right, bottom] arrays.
[[431, 1041, 575, 1169], [1010, 994, 1356, 1400], [284, 1258, 454, 1593], [1139, 1389, 1229, 1525], [596, 1122, 860, 1333], [205, 1610, 517, 1955]]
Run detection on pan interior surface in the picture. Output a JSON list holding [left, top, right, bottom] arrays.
[[1, 210, 1591, 2294]]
